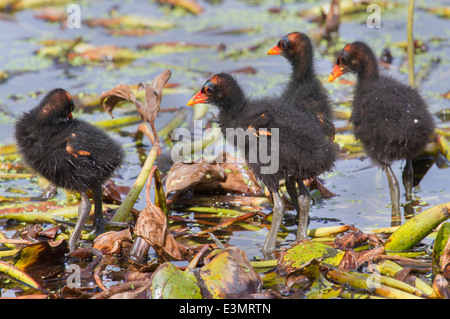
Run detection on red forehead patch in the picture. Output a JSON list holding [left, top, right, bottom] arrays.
[[208, 75, 219, 84], [343, 44, 352, 52], [64, 90, 72, 101]]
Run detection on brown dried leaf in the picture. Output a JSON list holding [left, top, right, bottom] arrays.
[[335, 231, 369, 249], [134, 201, 190, 261], [354, 246, 385, 266], [38, 225, 62, 239], [100, 83, 138, 118], [338, 249, 358, 271], [102, 180, 130, 204], [335, 230, 382, 249], [136, 69, 172, 124], [305, 177, 337, 198], [432, 274, 450, 299], [93, 228, 133, 255], [134, 167, 191, 261], [166, 152, 263, 203], [165, 161, 226, 195], [14, 240, 69, 285]]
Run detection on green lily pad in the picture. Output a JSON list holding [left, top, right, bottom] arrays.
[[150, 262, 202, 299]]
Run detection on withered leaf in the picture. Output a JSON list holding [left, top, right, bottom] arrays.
[[166, 152, 263, 203], [334, 231, 369, 249], [338, 249, 358, 271], [13, 240, 69, 285], [136, 69, 171, 124], [354, 246, 385, 266], [100, 84, 138, 118], [102, 180, 130, 204], [196, 246, 262, 298], [432, 274, 450, 299], [93, 228, 133, 255], [134, 167, 191, 261], [334, 230, 382, 249], [165, 161, 226, 195], [134, 201, 191, 261]]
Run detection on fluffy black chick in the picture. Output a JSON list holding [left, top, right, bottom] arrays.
[[15, 88, 124, 251], [329, 41, 435, 219], [187, 73, 336, 253], [268, 31, 335, 140]]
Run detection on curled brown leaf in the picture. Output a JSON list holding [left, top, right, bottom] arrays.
[[134, 167, 191, 261], [93, 228, 133, 255], [100, 84, 138, 118]]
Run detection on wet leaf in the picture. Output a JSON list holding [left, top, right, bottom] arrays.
[[134, 167, 191, 261], [14, 240, 68, 271], [196, 247, 262, 298], [277, 241, 345, 277], [13, 240, 68, 286], [150, 262, 202, 299], [306, 272, 343, 299], [92, 228, 133, 255], [165, 161, 226, 195], [0, 260, 41, 290], [431, 274, 450, 299], [334, 230, 382, 249], [384, 202, 450, 251]]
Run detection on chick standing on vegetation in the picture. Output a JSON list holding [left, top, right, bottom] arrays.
[[267, 31, 336, 225], [328, 42, 435, 221], [15, 89, 124, 251], [187, 73, 337, 253]]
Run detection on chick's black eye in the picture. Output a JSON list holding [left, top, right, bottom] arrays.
[[203, 83, 216, 96], [278, 40, 287, 50], [338, 52, 350, 65]]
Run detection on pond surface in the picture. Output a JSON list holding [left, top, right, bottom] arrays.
[[0, 0, 449, 268]]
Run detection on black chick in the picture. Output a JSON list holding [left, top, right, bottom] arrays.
[[15, 89, 124, 251], [187, 73, 337, 253], [328, 42, 435, 220], [268, 31, 335, 140]]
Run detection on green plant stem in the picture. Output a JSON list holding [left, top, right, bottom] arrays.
[[111, 146, 158, 222]]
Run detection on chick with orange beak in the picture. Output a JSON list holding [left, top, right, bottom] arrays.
[[267, 32, 335, 141], [186, 73, 337, 254], [328, 42, 435, 222]]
